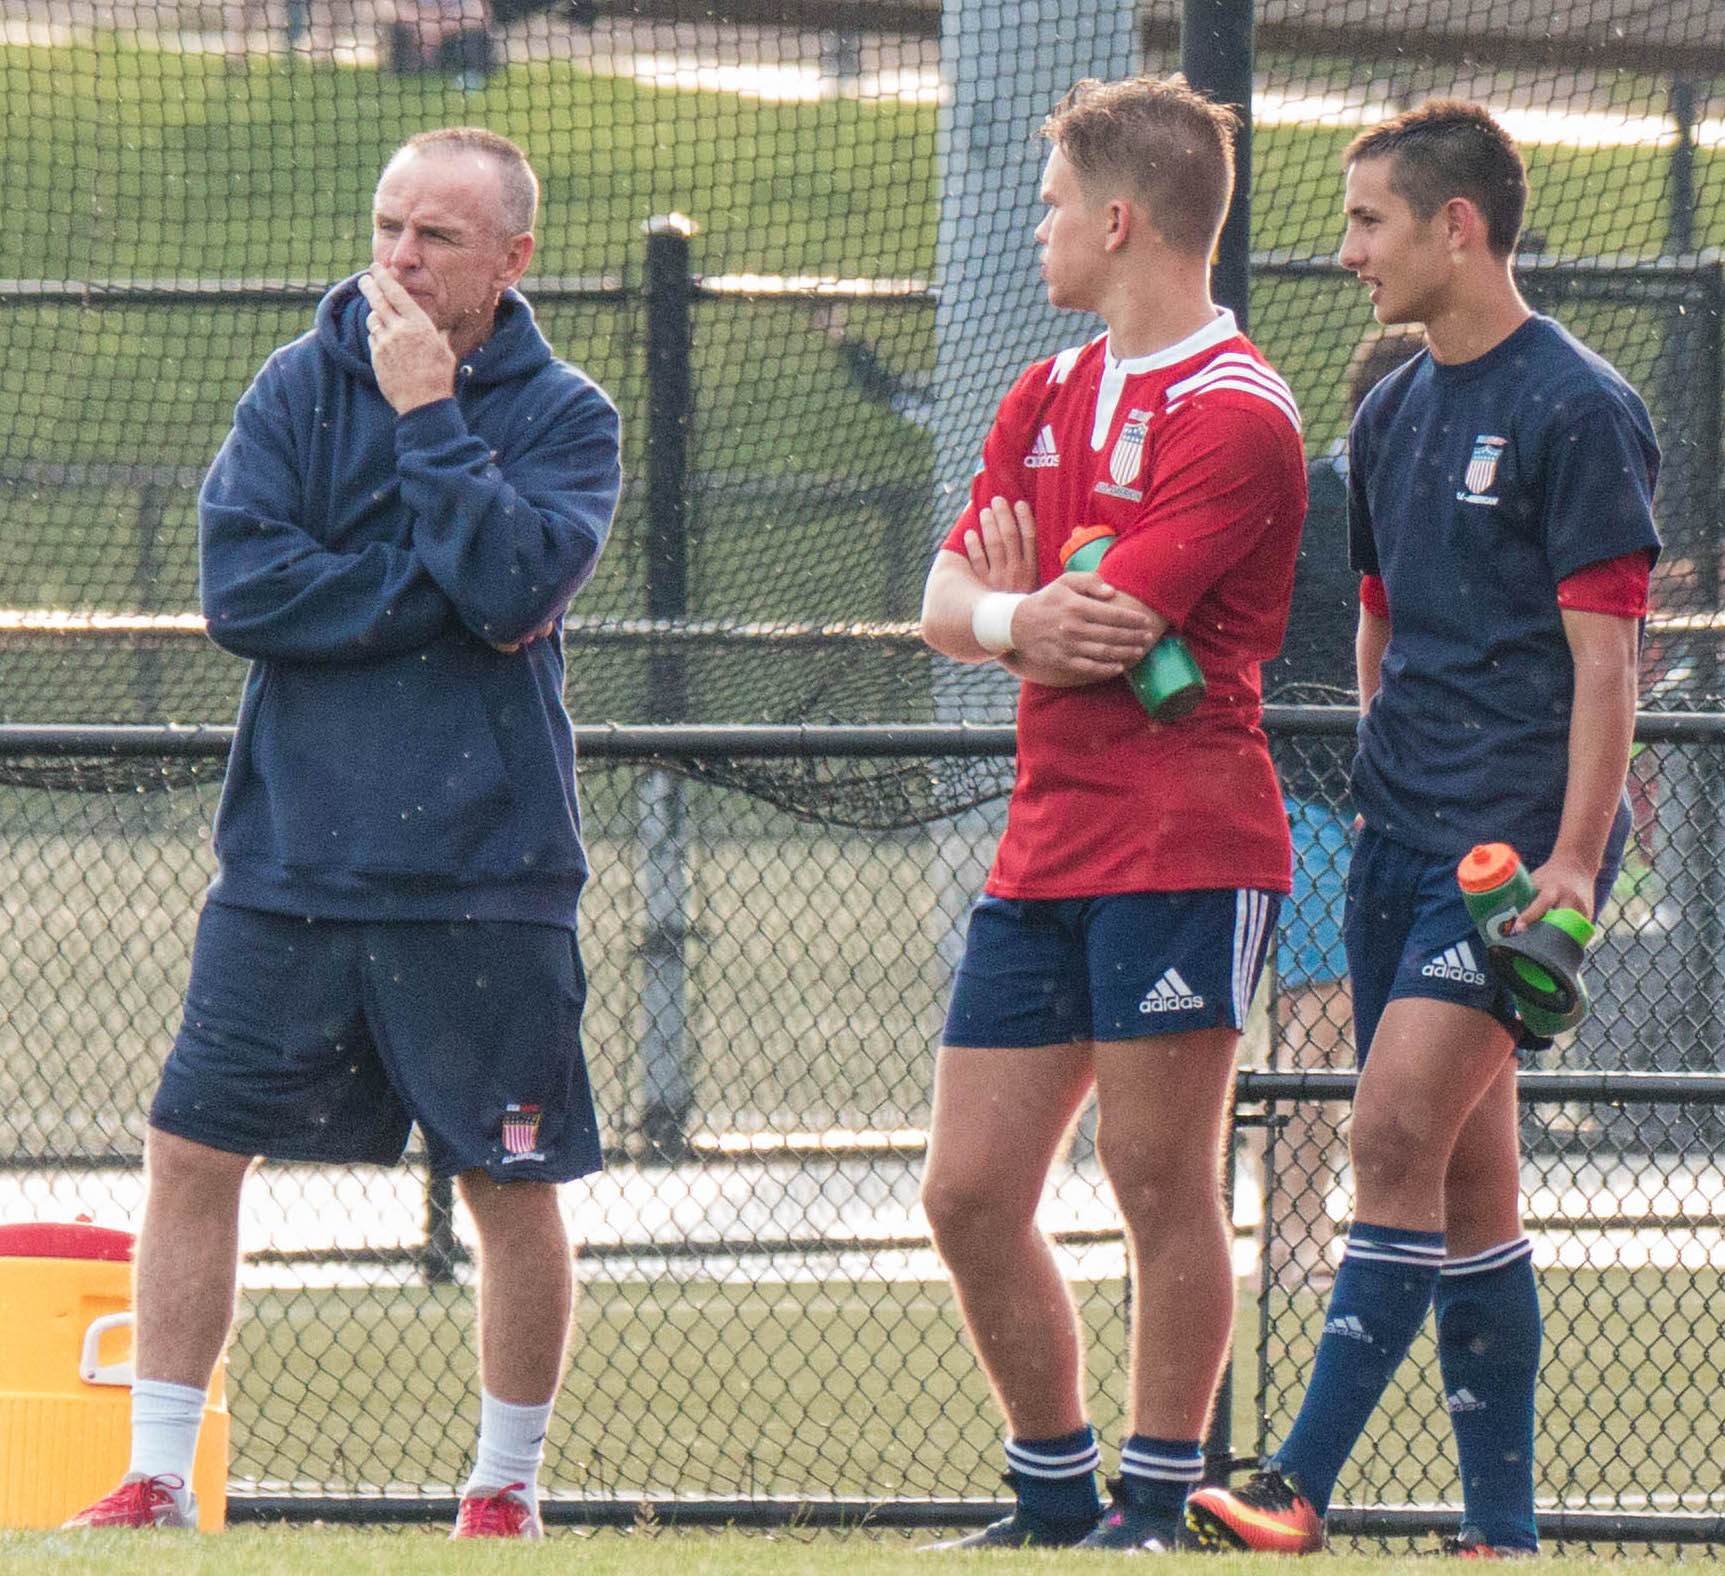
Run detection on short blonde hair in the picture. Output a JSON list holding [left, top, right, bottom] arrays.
[[1039, 75, 1238, 258]]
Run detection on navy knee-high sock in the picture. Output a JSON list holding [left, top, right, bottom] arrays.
[[1435, 1238, 1540, 1551], [1273, 1222, 1444, 1516]]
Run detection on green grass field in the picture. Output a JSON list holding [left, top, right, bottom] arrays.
[[3, 1529, 1677, 1576]]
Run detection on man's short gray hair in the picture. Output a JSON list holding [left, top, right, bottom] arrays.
[[390, 126, 539, 238]]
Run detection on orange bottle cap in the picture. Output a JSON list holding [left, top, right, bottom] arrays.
[[1457, 842, 1521, 893], [1057, 524, 1116, 566]]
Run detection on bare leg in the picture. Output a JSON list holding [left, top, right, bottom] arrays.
[[1092, 1027, 1240, 1438], [1442, 1059, 1524, 1254], [1348, 998, 1517, 1231], [133, 1127, 253, 1388], [921, 1043, 1096, 1437], [457, 1171, 573, 1405]]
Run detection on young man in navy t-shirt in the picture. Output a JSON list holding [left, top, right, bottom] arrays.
[[1188, 100, 1659, 1557]]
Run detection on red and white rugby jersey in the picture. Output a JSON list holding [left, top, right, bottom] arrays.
[[940, 309, 1308, 898]]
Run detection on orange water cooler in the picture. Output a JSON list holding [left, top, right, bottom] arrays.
[[0, 1221, 227, 1529]]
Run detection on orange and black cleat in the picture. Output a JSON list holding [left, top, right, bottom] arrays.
[[1185, 1467, 1324, 1554]]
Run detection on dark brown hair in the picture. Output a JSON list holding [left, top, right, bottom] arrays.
[[1344, 99, 1527, 257], [1040, 75, 1238, 258]]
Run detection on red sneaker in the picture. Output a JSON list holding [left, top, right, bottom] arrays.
[[62, 1474, 197, 1530], [1186, 1468, 1324, 1554], [451, 1483, 544, 1540]]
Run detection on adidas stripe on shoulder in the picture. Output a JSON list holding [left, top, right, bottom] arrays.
[[1165, 351, 1302, 434]]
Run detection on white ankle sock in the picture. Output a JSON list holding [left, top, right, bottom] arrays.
[[128, 1377, 205, 1506], [465, 1390, 553, 1507]]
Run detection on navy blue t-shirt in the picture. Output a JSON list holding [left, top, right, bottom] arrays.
[[1348, 314, 1660, 861]]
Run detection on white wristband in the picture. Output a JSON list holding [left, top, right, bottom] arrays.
[[971, 591, 1027, 655]]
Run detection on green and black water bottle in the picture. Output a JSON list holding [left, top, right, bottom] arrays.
[[1457, 842, 1597, 1037], [1056, 526, 1206, 722]]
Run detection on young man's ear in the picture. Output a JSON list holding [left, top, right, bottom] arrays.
[[1103, 198, 1133, 253], [1440, 196, 1486, 255]]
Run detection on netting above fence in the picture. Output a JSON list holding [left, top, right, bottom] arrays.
[[2, 0, 1721, 826]]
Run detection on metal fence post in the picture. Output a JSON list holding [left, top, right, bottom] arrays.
[[1181, 0, 1254, 332], [1185, 0, 1254, 1481], [419, 1169, 457, 1286], [636, 215, 697, 1157]]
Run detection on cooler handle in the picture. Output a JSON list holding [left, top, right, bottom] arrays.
[[80, 1310, 135, 1387]]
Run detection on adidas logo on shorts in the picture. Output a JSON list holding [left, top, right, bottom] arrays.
[[1420, 941, 1488, 987], [1445, 1387, 1488, 1414], [1139, 967, 1205, 1014], [1322, 1314, 1373, 1344]]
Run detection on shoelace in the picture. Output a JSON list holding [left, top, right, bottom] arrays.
[[94, 1475, 186, 1523], [1234, 1470, 1299, 1511], [458, 1482, 532, 1536]]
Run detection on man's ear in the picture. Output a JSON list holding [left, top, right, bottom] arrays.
[[500, 231, 535, 289]]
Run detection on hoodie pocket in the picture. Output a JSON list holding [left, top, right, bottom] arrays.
[[237, 654, 528, 880]]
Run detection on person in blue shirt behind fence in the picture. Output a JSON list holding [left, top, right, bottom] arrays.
[[65, 126, 621, 1541]]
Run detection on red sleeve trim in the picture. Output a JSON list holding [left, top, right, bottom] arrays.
[[1556, 549, 1652, 618], [1359, 574, 1390, 620]]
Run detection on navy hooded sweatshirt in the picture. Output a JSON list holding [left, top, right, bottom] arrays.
[[198, 274, 621, 929]]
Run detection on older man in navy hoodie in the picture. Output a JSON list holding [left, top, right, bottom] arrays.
[[66, 127, 621, 1540]]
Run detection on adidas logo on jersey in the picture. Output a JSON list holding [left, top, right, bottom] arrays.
[[1139, 968, 1204, 1014], [1024, 425, 1061, 468], [1420, 941, 1488, 987], [1322, 1314, 1373, 1344], [1445, 1387, 1488, 1414]]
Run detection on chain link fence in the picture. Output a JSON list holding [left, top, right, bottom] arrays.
[[4, 0, 1725, 1549], [7, 717, 1725, 1545]]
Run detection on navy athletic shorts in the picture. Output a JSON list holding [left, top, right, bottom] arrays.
[[151, 901, 604, 1182], [1343, 826, 1621, 1062], [943, 889, 1280, 1047]]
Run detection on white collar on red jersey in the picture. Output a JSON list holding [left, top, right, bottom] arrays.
[[1103, 307, 1239, 374]]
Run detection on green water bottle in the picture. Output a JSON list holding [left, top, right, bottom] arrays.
[[1456, 842, 1597, 1037], [1056, 526, 1206, 722]]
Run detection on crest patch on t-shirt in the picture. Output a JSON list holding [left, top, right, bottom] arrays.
[[1457, 435, 1507, 505]]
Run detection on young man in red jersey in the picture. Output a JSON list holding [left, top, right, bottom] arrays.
[[918, 75, 1308, 1552], [1186, 100, 1658, 1559]]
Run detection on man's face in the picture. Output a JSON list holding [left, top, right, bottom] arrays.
[[371, 148, 530, 347], [1033, 145, 1111, 313], [1337, 155, 1449, 326]]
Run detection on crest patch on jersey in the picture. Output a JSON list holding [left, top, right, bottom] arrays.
[[1109, 408, 1152, 487]]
